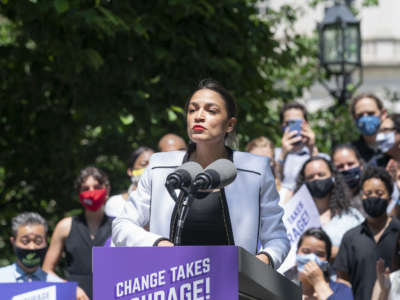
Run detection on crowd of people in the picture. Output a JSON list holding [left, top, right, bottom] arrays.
[[1, 80, 400, 300]]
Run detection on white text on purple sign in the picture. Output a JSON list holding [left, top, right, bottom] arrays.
[[115, 257, 211, 300]]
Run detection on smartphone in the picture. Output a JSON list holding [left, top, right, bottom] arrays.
[[288, 119, 303, 145]]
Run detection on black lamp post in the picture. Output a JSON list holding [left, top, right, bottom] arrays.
[[318, 0, 362, 105]]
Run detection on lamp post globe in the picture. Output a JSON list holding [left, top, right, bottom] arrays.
[[318, 0, 362, 105]]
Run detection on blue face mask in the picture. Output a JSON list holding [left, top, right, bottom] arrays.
[[356, 115, 380, 136], [296, 253, 329, 273]]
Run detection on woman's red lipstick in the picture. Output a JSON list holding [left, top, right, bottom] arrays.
[[193, 125, 205, 131]]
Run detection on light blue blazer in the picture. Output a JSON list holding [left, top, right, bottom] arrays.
[[112, 150, 289, 269]]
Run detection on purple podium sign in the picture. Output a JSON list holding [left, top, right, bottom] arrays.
[[93, 246, 238, 300]]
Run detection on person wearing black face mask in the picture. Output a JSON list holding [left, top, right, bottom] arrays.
[[294, 157, 364, 261], [334, 166, 400, 300], [0, 212, 62, 283], [332, 144, 367, 217]]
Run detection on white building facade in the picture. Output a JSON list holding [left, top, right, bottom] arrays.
[[259, 0, 400, 111]]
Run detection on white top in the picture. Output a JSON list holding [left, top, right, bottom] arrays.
[[112, 150, 290, 269], [389, 269, 400, 300], [104, 194, 127, 218], [322, 207, 364, 247]]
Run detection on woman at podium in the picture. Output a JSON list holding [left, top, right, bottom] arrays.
[[112, 79, 289, 269]]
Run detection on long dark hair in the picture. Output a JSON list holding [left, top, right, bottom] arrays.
[[297, 228, 332, 281], [297, 227, 332, 261], [331, 143, 364, 168], [185, 79, 237, 119], [331, 143, 364, 195], [128, 146, 154, 170], [295, 157, 352, 217], [185, 79, 238, 148]]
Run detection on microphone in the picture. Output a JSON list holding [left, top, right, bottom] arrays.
[[191, 159, 237, 192], [165, 161, 203, 201]]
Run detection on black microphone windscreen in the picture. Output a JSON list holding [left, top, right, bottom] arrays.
[[204, 159, 237, 188], [176, 161, 203, 182]]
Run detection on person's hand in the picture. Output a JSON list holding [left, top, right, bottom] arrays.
[[301, 261, 333, 300], [256, 253, 270, 265], [376, 258, 391, 292], [157, 240, 174, 247], [386, 159, 400, 190], [77, 286, 90, 300], [301, 260, 325, 286], [280, 128, 302, 159], [301, 122, 318, 156], [386, 159, 397, 179]]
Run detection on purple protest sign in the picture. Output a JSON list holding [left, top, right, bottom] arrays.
[[93, 246, 238, 300]]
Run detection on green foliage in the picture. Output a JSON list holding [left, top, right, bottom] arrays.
[[362, 0, 379, 6], [310, 103, 360, 154], [309, 0, 379, 7], [0, 0, 348, 265]]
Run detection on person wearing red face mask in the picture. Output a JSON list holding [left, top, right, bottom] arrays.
[[43, 166, 112, 300]]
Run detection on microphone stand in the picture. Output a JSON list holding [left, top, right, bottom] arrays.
[[167, 181, 212, 245], [165, 184, 194, 246], [173, 190, 194, 245], [173, 188, 212, 245], [165, 180, 194, 245]]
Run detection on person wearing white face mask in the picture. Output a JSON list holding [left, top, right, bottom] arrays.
[[372, 114, 400, 218], [374, 114, 400, 165], [288, 228, 354, 300]]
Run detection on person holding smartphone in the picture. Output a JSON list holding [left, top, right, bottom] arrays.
[[275, 102, 327, 203]]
